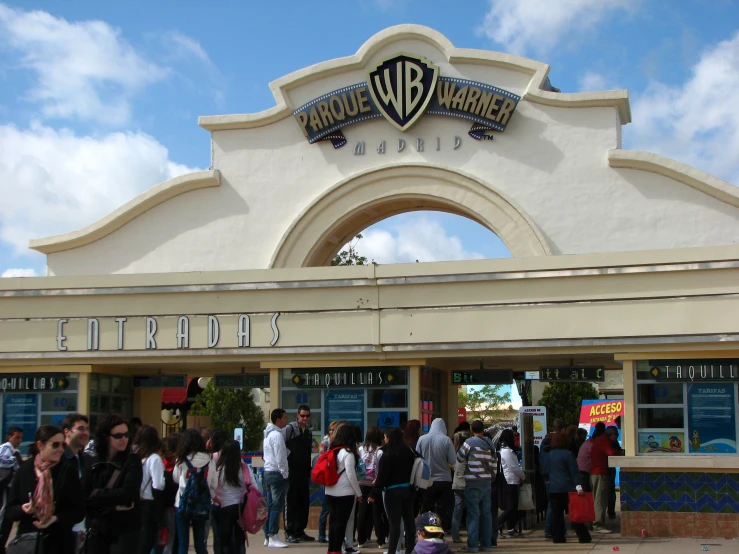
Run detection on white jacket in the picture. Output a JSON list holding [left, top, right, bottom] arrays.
[[325, 449, 362, 498], [172, 452, 218, 507], [499, 446, 525, 485], [263, 423, 289, 479]]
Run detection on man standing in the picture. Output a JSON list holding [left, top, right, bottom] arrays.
[[0, 427, 23, 554], [61, 414, 91, 553], [539, 418, 565, 539], [590, 423, 620, 533], [456, 420, 496, 553], [283, 404, 315, 543], [264, 409, 290, 548], [416, 418, 456, 532]]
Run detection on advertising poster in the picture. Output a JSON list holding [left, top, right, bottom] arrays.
[[687, 384, 737, 453], [638, 432, 685, 454], [579, 399, 625, 433], [519, 406, 547, 447], [3, 394, 38, 455], [325, 390, 364, 435], [377, 412, 400, 428]]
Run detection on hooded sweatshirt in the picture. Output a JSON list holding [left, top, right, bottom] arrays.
[[415, 418, 456, 483], [412, 538, 451, 554], [172, 452, 218, 508], [263, 423, 289, 479]]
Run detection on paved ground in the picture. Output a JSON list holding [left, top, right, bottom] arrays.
[[241, 531, 734, 554]]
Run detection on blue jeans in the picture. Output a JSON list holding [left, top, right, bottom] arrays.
[[451, 490, 465, 541], [263, 471, 289, 540], [545, 481, 552, 536], [465, 481, 492, 551], [319, 486, 330, 538], [176, 513, 207, 554]]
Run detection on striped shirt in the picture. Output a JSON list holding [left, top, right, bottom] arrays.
[[457, 436, 497, 481]]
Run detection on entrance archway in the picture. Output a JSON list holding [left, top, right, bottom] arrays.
[[270, 164, 551, 268]]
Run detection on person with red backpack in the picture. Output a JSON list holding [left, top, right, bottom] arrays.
[[212, 440, 247, 554], [322, 425, 362, 554], [173, 429, 218, 554]]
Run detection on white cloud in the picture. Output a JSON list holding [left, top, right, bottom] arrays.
[[627, 32, 739, 185], [0, 123, 201, 252], [346, 216, 485, 264], [1, 268, 37, 278], [478, 0, 636, 56], [0, 4, 166, 125], [578, 72, 610, 92], [166, 32, 212, 65]]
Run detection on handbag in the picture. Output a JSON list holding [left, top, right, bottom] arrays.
[[7, 532, 44, 554], [518, 483, 535, 511], [568, 491, 595, 524]]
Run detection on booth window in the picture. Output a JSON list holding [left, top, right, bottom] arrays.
[[89, 375, 133, 431], [635, 361, 739, 455], [420, 367, 442, 433], [279, 367, 409, 447]]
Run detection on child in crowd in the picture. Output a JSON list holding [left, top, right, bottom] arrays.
[[411, 512, 450, 554]]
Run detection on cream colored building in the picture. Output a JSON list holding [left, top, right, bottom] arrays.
[[2, 25, 739, 537]]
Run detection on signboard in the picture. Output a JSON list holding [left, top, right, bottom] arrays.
[[524, 371, 539, 380], [539, 366, 605, 382], [3, 394, 38, 456], [377, 412, 400, 428], [687, 383, 736, 453], [293, 53, 520, 148], [0, 375, 68, 393], [325, 390, 365, 435], [214, 374, 270, 389], [649, 360, 739, 381], [451, 370, 512, 385], [457, 407, 467, 424], [579, 399, 624, 428], [132, 375, 187, 388], [638, 432, 685, 454], [291, 369, 398, 388], [519, 406, 547, 447]]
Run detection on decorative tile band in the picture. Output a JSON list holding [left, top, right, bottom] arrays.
[[620, 471, 739, 514]]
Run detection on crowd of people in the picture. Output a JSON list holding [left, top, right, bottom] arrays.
[[263, 407, 623, 553], [0, 414, 252, 554]]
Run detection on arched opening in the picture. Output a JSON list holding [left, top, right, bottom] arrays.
[[334, 211, 512, 265], [269, 164, 551, 268]]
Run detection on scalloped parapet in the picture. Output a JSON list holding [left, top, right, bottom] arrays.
[[29, 170, 221, 254], [197, 24, 630, 132]]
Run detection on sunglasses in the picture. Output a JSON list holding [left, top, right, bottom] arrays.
[[298, 414, 311, 419], [109, 432, 129, 439], [46, 441, 64, 450]]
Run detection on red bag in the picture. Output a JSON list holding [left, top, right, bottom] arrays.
[[568, 492, 595, 524], [240, 463, 268, 536], [311, 447, 345, 486]]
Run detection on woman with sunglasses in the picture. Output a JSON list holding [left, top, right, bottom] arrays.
[[87, 413, 144, 554], [7, 425, 84, 554]]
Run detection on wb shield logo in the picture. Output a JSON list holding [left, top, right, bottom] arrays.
[[367, 54, 439, 131]]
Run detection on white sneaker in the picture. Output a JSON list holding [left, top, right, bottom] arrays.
[[268, 538, 288, 548], [264, 539, 269, 546]]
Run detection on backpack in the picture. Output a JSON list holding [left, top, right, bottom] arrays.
[[410, 448, 432, 490], [361, 448, 377, 482], [355, 457, 366, 481], [239, 463, 268, 537], [177, 457, 212, 520], [311, 447, 346, 486]]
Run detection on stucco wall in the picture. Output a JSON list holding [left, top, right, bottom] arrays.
[[41, 31, 739, 276]]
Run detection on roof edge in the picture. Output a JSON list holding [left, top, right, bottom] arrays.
[[608, 150, 739, 208], [29, 170, 221, 254], [198, 24, 631, 132]]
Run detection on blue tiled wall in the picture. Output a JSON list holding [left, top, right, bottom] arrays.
[[620, 471, 739, 513]]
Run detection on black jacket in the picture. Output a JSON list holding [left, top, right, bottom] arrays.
[[8, 458, 84, 554], [86, 451, 142, 540], [62, 446, 92, 497], [284, 422, 312, 473], [370, 446, 416, 499]]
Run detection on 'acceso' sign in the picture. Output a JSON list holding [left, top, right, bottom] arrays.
[[293, 53, 520, 148]]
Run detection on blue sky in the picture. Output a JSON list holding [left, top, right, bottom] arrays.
[[3, 1, 738, 406]]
